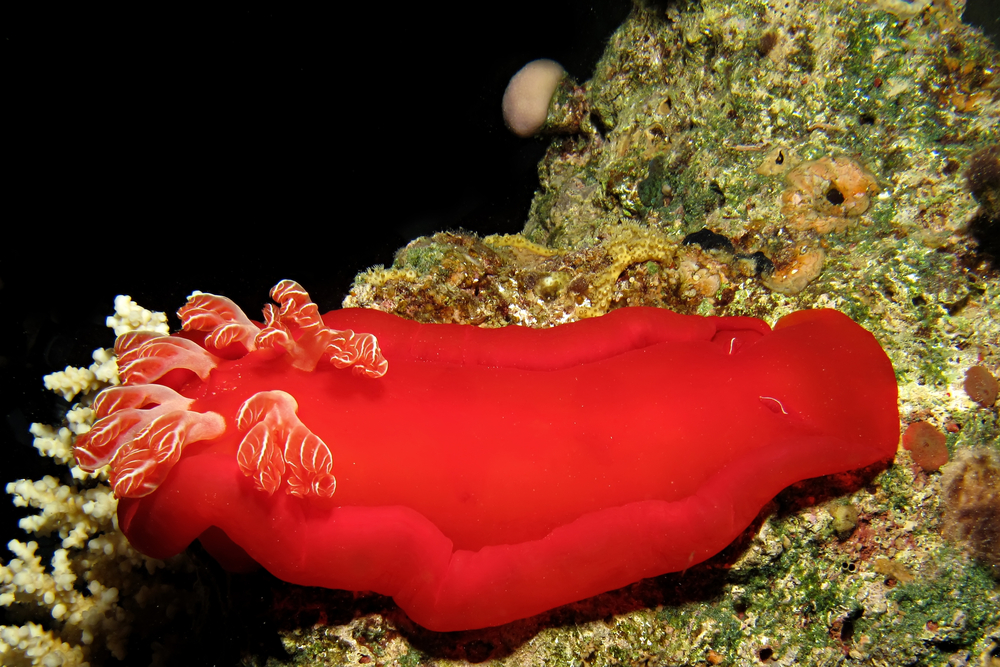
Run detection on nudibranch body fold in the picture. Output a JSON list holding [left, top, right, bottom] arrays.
[[76, 280, 899, 632]]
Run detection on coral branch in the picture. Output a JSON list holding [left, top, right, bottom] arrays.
[[4, 293, 204, 666]]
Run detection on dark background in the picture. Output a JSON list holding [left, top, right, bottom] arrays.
[[1, 0, 997, 642], [0, 0, 633, 564]]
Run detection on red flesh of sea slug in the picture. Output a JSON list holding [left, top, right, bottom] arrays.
[[74, 280, 899, 632]]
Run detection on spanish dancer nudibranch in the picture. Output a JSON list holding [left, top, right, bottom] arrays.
[[74, 280, 899, 631]]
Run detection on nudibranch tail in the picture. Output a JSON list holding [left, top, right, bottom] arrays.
[[110, 410, 226, 497], [114, 331, 162, 355], [254, 280, 389, 377], [116, 333, 221, 384], [236, 390, 336, 498], [178, 291, 262, 354], [74, 382, 225, 498], [90, 384, 188, 420], [269, 279, 325, 332], [180, 279, 388, 377], [323, 330, 388, 378], [75, 384, 197, 469], [73, 411, 144, 470]]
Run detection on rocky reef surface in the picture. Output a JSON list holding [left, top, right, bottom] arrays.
[[334, 0, 1000, 664]]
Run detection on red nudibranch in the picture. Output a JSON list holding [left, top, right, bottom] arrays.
[[74, 280, 899, 631]]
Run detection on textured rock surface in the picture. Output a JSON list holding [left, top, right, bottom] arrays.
[[335, 0, 1000, 664]]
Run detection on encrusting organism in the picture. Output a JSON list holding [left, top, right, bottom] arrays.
[[502, 59, 568, 137], [941, 448, 1000, 580]]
